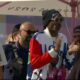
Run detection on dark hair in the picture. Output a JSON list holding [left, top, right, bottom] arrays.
[[73, 25, 80, 33], [42, 9, 64, 29], [12, 23, 21, 33]]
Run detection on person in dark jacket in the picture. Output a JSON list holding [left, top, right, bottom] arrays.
[[3, 22, 36, 80]]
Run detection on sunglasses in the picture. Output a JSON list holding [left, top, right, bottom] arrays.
[[22, 29, 36, 35]]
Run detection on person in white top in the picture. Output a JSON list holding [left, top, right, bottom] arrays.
[[30, 9, 70, 80]]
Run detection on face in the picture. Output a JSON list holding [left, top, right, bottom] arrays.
[[20, 23, 36, 43], [48, 18, 62, 37], [73, 32, 80, 44]]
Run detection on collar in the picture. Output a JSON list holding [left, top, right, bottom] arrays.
[[44, 27, 52, 38], [44, 27, 59, 41]]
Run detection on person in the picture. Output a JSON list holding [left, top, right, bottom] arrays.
[[66, 25, 80, 80], [5, 23, 21, 44], [30, 9, 69, 80], [0, 23, 21, 80], [3, 22, 36, 80]]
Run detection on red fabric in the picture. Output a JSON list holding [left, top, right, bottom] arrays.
[[30, 38, 56, 69]]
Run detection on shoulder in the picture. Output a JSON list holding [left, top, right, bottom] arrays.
[[32, 32, 44, 39], [2, 44, 14, 59], [3, 44, 12, 49], [3, 43, 14, 52]]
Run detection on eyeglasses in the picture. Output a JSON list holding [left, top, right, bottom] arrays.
[[22, 29, 36, 35]]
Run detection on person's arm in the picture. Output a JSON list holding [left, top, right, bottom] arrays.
[[3, 44, 13, 61], [64, 42, 78, 70], [65, 52, 75, 70], [30, 38, 61, 69], [68, 43, 80, 55]]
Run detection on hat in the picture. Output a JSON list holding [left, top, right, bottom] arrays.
[[42, 9, 63, 28], [12, 23, 21, 33], [73, 25, 80, 33]]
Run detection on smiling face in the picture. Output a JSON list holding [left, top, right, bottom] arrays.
[[47, 17, 62, 37]]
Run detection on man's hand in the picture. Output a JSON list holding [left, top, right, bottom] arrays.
[[68, 42, 80, 55]]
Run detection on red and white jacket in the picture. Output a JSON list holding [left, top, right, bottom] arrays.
[[30, 28, 68, 79]]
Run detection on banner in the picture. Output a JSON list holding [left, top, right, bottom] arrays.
[[0, 1, 72, 17]]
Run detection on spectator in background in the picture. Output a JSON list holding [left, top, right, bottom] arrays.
[[66, 25, 80, 80], [3, 22, 36, 80], [30, 9, 69, 80], [0, 23, 21, 80], [5, 23, 21, 44]]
